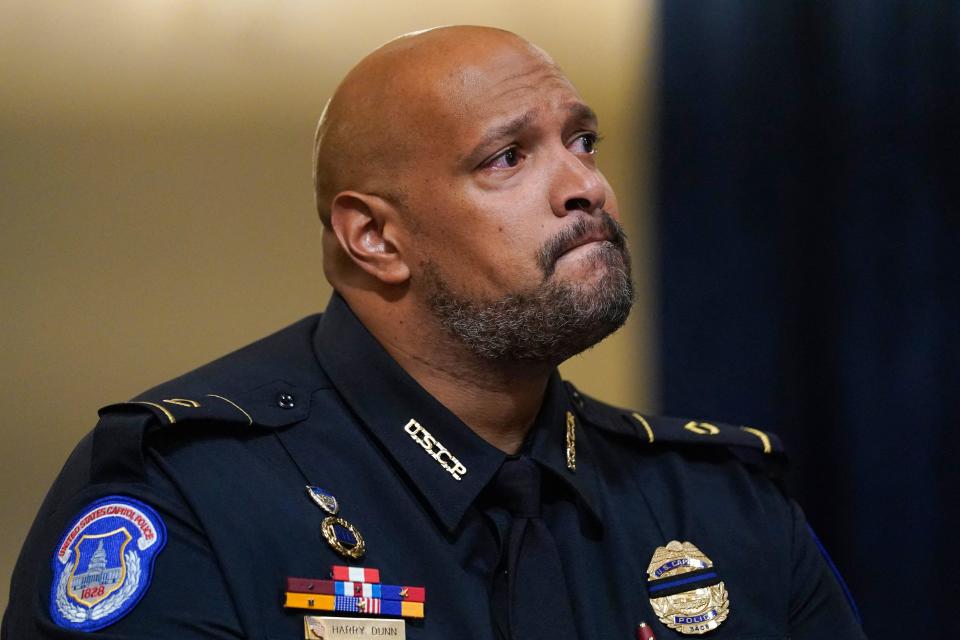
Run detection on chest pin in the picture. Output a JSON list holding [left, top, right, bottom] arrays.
[[305, 486, 366, 560], [306, 486, 339, 515]]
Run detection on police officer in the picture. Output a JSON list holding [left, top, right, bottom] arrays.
[[3, 26, 866, 639]]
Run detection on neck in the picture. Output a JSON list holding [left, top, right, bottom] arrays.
[[348, 291, 554, 454]]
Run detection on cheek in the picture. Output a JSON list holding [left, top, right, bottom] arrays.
[[405, 182, 551, 290], [448, 229, 537, 288], [416, 224, 543, 297]]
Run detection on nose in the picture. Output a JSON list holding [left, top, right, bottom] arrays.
[[550, 151, 607, 216]]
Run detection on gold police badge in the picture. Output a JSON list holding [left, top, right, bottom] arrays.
[[646, 540, 730, 635]]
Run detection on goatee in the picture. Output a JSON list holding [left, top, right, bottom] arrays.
[[424, 211, 634, 364]]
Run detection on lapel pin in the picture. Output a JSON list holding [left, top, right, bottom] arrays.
[[320, 517, 366, 560], [303, 485, 365, 560], [306, 486, 340, 515], [565, 411, 577, 471]]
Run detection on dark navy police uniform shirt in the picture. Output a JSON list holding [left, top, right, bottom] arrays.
[[3, 294, 866, 639]]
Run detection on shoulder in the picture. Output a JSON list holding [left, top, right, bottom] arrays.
[[564, 381, 787, 472], [125, 314, 330, 426], [88, 314, 332, 484]]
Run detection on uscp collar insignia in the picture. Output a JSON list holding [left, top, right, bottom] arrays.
[[50, 496, 167, 632], [646, 540, 730, 635]]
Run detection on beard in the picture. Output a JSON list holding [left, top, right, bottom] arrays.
[[423, 212, 634, 364]]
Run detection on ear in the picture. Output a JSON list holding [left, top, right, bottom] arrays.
[[328, 191, 411, 285]]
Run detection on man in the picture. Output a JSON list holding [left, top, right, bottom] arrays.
[[3, 26, 865, 639]]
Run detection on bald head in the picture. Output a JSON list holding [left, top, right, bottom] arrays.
[[312, 26, 628, 367], [313, 26, 559, 227]]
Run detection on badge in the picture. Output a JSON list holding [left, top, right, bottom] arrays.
[[646, 540, 729, 635], [321, 516, 366, 560], [306, 485, 340, 515], [50, 496, 167, 632]]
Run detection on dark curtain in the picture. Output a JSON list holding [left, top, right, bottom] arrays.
[[656, 2, 959, 638]]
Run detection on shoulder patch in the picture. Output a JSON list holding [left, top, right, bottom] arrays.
[[50, 496, 167, 632]]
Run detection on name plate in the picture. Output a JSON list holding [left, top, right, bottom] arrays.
[[304, 616, 406, 639]]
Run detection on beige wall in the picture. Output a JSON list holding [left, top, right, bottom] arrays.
[[0, 0, 658, 610]]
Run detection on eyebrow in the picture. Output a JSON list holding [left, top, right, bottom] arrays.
[[461, 102, 599, 167], [567, 102, 599, 127]]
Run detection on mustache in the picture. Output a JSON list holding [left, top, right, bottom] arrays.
[[536, 211, 628, 277]]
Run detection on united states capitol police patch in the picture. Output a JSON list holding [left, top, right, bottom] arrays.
[[49, 496, 167, 632]]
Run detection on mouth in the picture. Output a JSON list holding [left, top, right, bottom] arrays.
[[556, 230, 614, 259], [537, 211, 627, 278]]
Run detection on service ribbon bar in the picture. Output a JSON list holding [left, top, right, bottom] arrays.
[[284, 593, 424, 619], [286, 577, 426, 603], [285, 566, 425, 620], [332, 566, 380, 583]]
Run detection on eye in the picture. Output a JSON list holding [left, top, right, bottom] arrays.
[[569, 132, 602, 155], [484, 146, 524, 170]]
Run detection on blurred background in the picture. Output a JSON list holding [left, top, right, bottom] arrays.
[[1, 1, 956, 638]]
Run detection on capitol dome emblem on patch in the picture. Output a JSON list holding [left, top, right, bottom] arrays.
[[50, 496, 166, 632]]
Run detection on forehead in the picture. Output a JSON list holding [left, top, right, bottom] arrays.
[[422, 45, 583, 149], [455, 46, 576, 109]]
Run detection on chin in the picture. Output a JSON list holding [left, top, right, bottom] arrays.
[[425, 242, 633, 362], [554, 241, 629, 287]]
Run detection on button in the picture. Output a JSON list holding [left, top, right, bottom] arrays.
[[277, 393, 296, 409], [572, 390, 584, 408]]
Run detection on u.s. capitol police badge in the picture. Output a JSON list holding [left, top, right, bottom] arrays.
[[50, 496, 167, 632], [646, 540, 729, 635]]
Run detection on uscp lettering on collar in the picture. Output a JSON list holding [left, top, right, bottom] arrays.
[[403, 419, 467, 480]]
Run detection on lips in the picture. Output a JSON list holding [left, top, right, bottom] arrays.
[[557, 231, 613, 258], [537, 211, 627, 277]]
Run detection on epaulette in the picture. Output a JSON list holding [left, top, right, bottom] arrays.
[[90, 380, 314, 485], [564, 382, 786, 470], [86, 315, 329, 485]]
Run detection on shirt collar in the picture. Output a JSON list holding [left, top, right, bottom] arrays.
[[313, 293, 603, 533], [527, 372, 604, 528]]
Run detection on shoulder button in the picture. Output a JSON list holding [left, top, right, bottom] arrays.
[[277, 393, 296, 409], [570, 388, 585, 409]]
